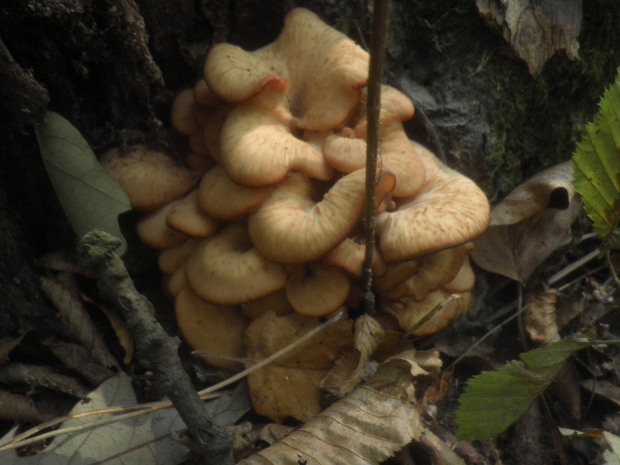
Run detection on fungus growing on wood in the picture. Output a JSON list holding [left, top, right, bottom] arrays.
[[184, 223, 286, 305], [100, 145, 200, 211], [110, 7, 490, 379]]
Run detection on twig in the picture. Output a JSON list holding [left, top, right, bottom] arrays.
[[0, 310, 344, 453], [362, 0, 392, 315], [76, 230, 233, 465], [196, 310, 344, 397]]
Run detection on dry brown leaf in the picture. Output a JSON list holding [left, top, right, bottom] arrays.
[[40, 274, 118, 368], [471, 162, 581, 283], [0, 390, 46, 423], [238, 350, 430, 465], [582, 379, 620, 406], [476, 0, 581, 76], [244, 312, 354, 422], [524, 289, 560, 344], [323, 315, 385, 397], [99, 305, 135, 364]]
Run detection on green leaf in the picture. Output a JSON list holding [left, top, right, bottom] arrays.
[[35, 112, 130, 254], [573, 67, 620, 239], [455, 332, 596, 441]]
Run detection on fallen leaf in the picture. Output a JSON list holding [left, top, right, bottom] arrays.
[[99, 304, 135, 365], [0, 336, 23, 364], [524, 289, 560, 344], [604, 431, 620, 465], [40, 274, 118, 368], [476, 0, 581, 76], [35, 112, 130, 254], [0, 373, 187, 465], [582, 379, 620, 406], [471, 162, 581, 283], [0, 391, 46, 424], [323, 315, 385, 397], [244, 312, 354, 422], [238, 350, 429, 465]]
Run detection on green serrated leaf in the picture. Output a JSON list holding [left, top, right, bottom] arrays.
[[35, 112, 130, 254], [456, 333, 595, 441], [573, 67, 620, 239], [520, 331, 595, 367]]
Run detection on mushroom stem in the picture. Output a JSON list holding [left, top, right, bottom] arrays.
[[362, 0, 392, 315]]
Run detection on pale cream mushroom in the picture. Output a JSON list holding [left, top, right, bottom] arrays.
[[218, 78, 333, 187], [285, 263, 350, 317], [136, 203, 188, 250], [185, 223, 286, 305], [100, 145, 200, 211], [248, 169, 368, 264], [377, 142, 489, 262], [381, 290, 473, 337], [204, 8, 368, 131], [175, 287, 249, 369], [166, 190, 219, 238], [197, 165, 271, 221]]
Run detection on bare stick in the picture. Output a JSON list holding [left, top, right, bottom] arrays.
[[76, 230, 233, 465], [362, 0, 392, 315]]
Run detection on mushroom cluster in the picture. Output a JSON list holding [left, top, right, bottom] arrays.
[[103, 8, 490, 368]]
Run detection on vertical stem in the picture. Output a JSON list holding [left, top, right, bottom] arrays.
[[362, 0, 392, 315]]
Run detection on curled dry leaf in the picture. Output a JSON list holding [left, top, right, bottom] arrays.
[[98, 305, 135, 364], [238, 350, 432, 465], [39, 275, 118, 368], [524, 289, 560, 344], [244, 312, 354, 422], [323, 315, 385, 397], [472, 162, 581, 283]]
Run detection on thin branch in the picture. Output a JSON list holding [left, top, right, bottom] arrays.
[[362, 0, 392, 315], [76, 230, 233, 465]]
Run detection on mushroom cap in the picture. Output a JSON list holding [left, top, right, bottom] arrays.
[[185, 222, 286, 305], [197, 165, 272, 221], [175, 288, 249, 369], [380, 290, 472, 337], [136, 204, 188, 250], [353, 85, 415, 138], [323, 124, 426, 198], [203, 106, 231, 163], [323, 237, 387, 278], [248, 169, 368, 264], [166, 190, 219, 238], [100, 145, 200, 211], [443, 255, 475, 293], [204, 43, 286, 103], [205, 8, 368, 131], [242, 290, 294, 320], [285, 262, 350, 317], [171, 89, 209, 136], [193, 79, 221, 107], [377, 243, 473, 302], [164, 264, 188, 297], [218, 78, 334, 187], [158, 238, 200, 274], [376, 142, 489, 262], [185, 153, 213, 173], [374, 260, 419, 294]]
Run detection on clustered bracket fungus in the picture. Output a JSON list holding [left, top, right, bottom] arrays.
[[102, 8, 490, 379]]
